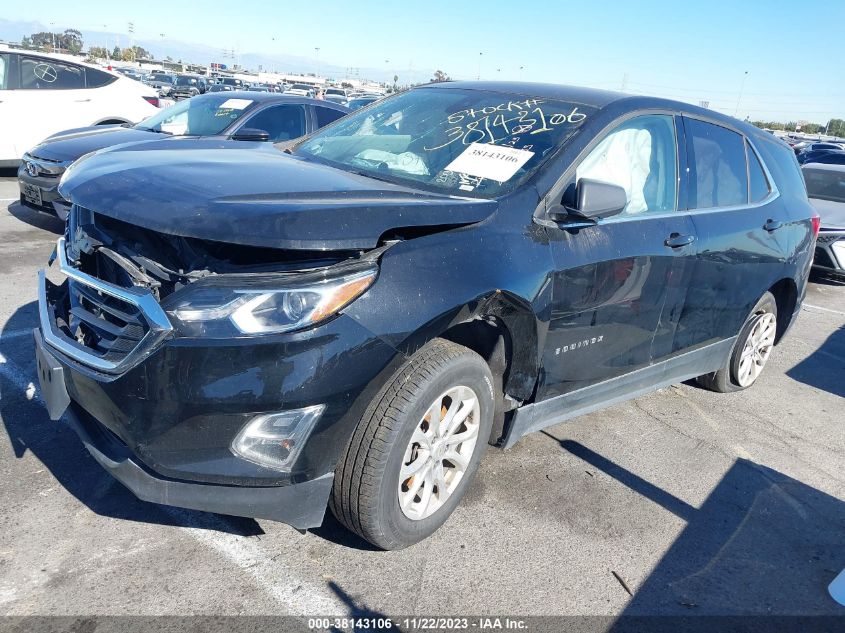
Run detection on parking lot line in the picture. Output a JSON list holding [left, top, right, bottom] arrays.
[[0, 349, 345, 615], [0, 354, 40, 403], [172, 513, 347, 615], [803, 303, 845, 316]]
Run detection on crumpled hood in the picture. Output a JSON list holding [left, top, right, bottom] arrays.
[[809, 197, 845, 231], [30, 126, 164, 163], [59, 140, 498, 250]]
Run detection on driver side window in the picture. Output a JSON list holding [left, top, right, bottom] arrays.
[[575, 114, 677, 215]]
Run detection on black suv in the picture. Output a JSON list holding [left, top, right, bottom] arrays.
[[170, 74, 208, 99], [35, 82, 816, 550]]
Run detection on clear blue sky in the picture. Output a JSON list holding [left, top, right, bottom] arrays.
[[6, 0, 844, 122]]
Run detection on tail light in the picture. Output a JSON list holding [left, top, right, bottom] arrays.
[[143, 96, 160, 108], [811, 213, 821, 238]]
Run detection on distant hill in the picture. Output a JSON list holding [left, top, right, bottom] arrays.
[[0, 18, 434, 84]]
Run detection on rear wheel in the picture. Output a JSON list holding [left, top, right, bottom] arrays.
[[696, 291, 778, 393], [330, 338, 494, 550]]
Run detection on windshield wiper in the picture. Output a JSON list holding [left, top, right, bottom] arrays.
[[134, 126, 172, 135]]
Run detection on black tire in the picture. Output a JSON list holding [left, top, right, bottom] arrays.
[[330, 338, 494, 550], [696, 291, 778, 393]]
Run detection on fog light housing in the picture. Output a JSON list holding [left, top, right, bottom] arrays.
[[231, 404, 324, 471]]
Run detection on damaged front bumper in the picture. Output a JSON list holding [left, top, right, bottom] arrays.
[[34, 237, 403, 527]]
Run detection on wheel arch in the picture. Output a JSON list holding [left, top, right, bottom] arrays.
[[768, 277, 799, 343], [415, 290, 542, 445]]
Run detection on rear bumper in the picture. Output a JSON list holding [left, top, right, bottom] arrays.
[[65, 402, 333, 528], [814, 230, 845, 275]]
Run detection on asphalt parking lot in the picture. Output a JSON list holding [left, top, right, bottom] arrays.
[[0, 168, 843, 619]]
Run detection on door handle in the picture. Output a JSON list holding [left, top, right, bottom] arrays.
[[664, 233, 696, 248], [764, 219, 784, 232], [74, 98, 91, 103]]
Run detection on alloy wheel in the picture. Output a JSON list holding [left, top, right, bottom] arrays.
[[398, 386, 480, 521], [736, 312, 777, 387]]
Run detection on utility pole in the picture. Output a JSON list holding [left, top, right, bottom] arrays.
[[127, 22, 135, 61], [477, 52, 483, 81], [621, 72, 629, 93], [314, 47, 321, 78], [734, 70, 748, 117]]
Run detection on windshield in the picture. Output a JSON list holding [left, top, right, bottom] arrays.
[[135, 94, 255, 136], [175, 76, 197, 86], [152, 74, 173, 83], [294, 87, 595, 197], [804, 168, 845, 203], [292, 84, 312, 90]]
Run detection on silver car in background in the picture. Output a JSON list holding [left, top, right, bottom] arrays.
[[804, 163, 845, 276]]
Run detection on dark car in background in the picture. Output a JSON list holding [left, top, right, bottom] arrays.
[[347, 96, 377, 110], [804, 163, 845, 276], [147, 72, 175, 96], [798, 150, 845, 166], [18, 92, 348, 218], [170, 74, 208, 99], [36, 82, 816, 550]]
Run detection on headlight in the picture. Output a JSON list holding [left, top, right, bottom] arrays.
[[165, 266, 377, 337]]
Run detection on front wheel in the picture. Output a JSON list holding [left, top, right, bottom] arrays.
[[696, 291, 778, 393], [330, 338, 494, 550]]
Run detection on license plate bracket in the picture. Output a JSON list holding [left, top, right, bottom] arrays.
[[34, 329, 70, 420], [22, 182, 43, 207]]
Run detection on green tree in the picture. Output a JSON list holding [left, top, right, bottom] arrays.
[[88, 46, 109, 59], [61, 29, 83, 54], [21, 35, 32, 49], [827, 119, 845, 137], [431, 70, 450, 83], [112, 45, 122, 59]]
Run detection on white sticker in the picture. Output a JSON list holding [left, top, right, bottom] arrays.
[[444, 142, 535, 183], [219, 98, 253, 110]]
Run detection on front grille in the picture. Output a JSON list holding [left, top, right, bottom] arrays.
[[67, 279, 149, 362], [39, 236, 173, 374]]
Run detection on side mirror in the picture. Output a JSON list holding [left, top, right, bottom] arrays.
[[549, 178, 628, 224], [231, 128, 271, 142]]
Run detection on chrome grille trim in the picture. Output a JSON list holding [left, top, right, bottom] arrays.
[[38, 237, 173, 374]]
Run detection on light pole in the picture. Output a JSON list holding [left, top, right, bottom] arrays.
[[477, 52, 483, 81], [49, 22, 56, 52], [314, 47, 321, 78], [519, 65, 524, 79], [159, 34, 165, 62], [733, 70, 748, 117]]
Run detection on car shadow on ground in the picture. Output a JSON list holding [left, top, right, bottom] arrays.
[[551, 437, 845, 622], [7, 200, 65, 234], [0, 302, 263, 537], [786, 325, 845, 398]]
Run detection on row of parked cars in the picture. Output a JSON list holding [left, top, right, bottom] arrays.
[[5, 43, 837, 549], [785, 138, 845, 166], [125, 68, 384, 110]]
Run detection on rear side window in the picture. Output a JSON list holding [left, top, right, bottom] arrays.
[[20, 56, 85, 89], [85, 67, 117, 88], [315, 105, 346, 128], [685, 118, 748, 209], [243, 105, 306, 142], [746, 141, 771, 203]]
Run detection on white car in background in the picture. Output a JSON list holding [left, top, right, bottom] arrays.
[[0, 47, 160, 166]]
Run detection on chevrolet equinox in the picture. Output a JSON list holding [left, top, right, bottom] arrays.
[[35, 82, 817, 549]]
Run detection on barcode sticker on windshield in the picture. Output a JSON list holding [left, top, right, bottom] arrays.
[[219, 98, 253, 110], [444, 143, 535, 183]]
